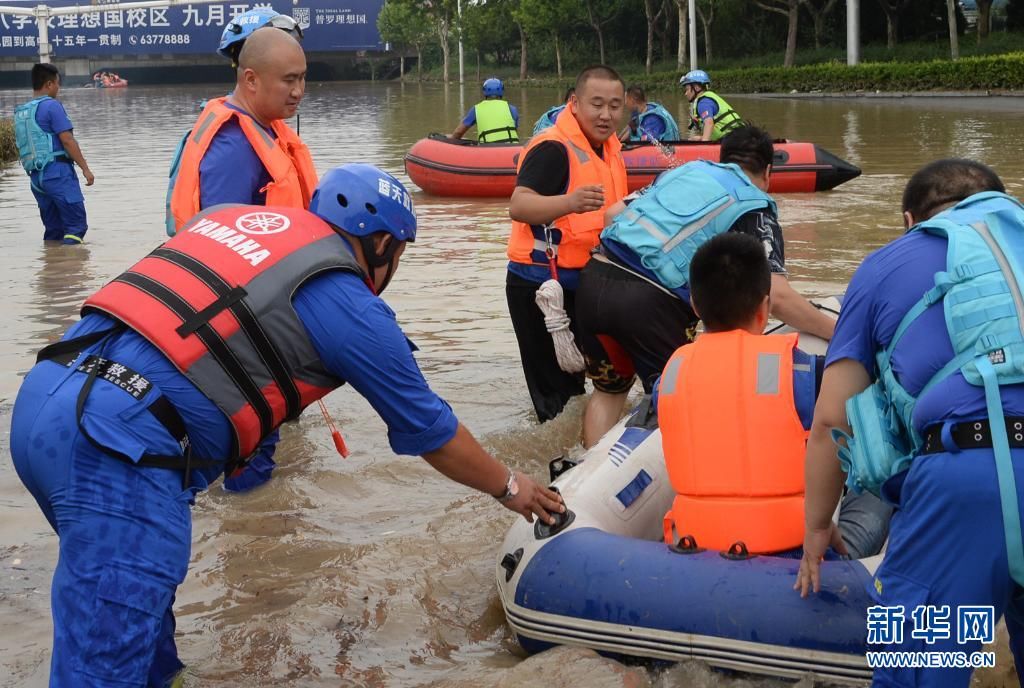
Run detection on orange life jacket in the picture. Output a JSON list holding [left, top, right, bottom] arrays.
[[507, 107, 627, 271], [658, 330, 808, 554], [168, 97, 318, 234]]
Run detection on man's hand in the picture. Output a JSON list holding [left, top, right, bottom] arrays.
[[566, 184, 604, 214], [82, 168, 95, 186], [794, 524, 834, 597], [501, 471, 565, 524]]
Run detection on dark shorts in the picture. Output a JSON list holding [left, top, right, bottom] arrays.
[[575, 257, 698, 394]]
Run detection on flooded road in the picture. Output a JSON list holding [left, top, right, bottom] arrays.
[[1, 82, 1023, 687]]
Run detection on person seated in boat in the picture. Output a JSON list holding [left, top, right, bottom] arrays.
[[795, 159, 1024, 685], [451, 77, 520, 144], [618, 84, 680, 143], [574, 125, 835, 448], [531, 87, 574, 136], [656, 233, 885, 557], [679, 70, 744, 142]]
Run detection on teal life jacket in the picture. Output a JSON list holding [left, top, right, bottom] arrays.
[[833, 191, 1024, 586], [165, 99, 208, 237], [532, 105, 564, 136], [14, 96, 67, 175], [600, 160, 776, 290], [629, 102, 681, 142]]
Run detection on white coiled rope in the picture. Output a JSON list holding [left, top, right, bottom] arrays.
[[535, 278, 586, 373]]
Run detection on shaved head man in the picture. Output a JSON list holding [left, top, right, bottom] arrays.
[[232, 27, 307, 125]]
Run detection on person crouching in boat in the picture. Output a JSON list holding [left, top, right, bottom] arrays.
[[574, 125, 835, 448], [451, 77, 520, 143], [657, 233, 889, 556], [796, 159, 1024, 686], [679, 69, 744, 142], [531, 86, 574, 136], [506, 64, 628, 423], [619, 84, 680, 143]]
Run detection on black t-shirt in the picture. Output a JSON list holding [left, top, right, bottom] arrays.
[[515, 140, 607, 197]]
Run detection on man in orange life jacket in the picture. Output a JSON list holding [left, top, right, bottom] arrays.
[[656, 233, 889, 556], [9, 163, 564, 688], [169, 27, 317, 491], [506, 64, 628, 423]]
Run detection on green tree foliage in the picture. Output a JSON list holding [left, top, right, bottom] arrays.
[[377, 0, 433, 79], [516, 0, 580, 77]]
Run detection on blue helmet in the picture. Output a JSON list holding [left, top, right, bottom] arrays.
[[310, 164, 416, 243], [680, 69, 711, 87], [218, 8, 303, 61], [482, 77, 504, 97]]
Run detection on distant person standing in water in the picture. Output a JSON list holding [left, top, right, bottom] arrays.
[[14, 63, 94, 244]]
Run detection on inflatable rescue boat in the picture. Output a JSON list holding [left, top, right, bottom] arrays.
[[496, 303, 881, 685], [405, 134, 861, 197]]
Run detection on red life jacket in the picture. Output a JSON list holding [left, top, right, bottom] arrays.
[[83, 205, 365, 461]]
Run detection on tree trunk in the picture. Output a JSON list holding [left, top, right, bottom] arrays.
[[676, 0, 687, 71], [645, 0, 656, 73], [784, 3, 798, 66], [441, 39, 450, 83], [400, 55, 405, 79], [585, 0, 607, 64], [886, 15, 898, 48], [476, 49, 481, 82], [554, 33, 562, 78], [697, 2, 713, 63], [947, 0, 959, 59], [812, 11, 825, 48], [977, 0, 993, 41], [417, 47, 423, 81], [518, 23, 527, 79]]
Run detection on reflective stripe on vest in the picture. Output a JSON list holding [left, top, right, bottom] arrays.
[[475, 99, 519, 143], [83, 205, 363, 461], [659, 331, 807, 553], [629, 102, 681, 142], [14, 96, 68, 174], [168, 97, 319, 234], [601, 160, 776, 290], [689, 90, 745, 141], [507, 107, 628, 271]]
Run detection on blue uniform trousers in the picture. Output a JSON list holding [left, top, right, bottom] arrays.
[[10, 361, 192, 687], [31, 165, 88, 243], [872, 447, 1024, 687]]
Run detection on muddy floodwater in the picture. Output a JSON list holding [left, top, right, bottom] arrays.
[[1, 82, 1024, 687]]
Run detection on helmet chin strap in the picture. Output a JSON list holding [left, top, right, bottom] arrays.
[[357, 235, 400, 294]]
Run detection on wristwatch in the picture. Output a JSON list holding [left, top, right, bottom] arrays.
[[495, 469, 519, 503]]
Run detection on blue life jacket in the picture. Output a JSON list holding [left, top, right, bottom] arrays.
[[14, 96, 67, 175], [600, 160, 776, 291], [629, 102, 681, 142], [834, 191, 1024, 586], [531, 105, 565, 136]]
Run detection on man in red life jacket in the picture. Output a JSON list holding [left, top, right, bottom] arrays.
[[10, 163, 564, 688]]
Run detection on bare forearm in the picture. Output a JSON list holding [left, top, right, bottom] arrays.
[[450, 123, 469, 140], [509, 187, 570, 226], [422, 423, 508, 497], [804, 423, 847, 531], [770, 274, 836, 341], [701, 119, 714, 141], [61, 136, 90, 172]]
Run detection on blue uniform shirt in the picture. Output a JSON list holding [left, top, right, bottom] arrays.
[[694, 96, 719, 123], [198, 102, 274, 208], [31, 98, 77, 186], [60, 258, 458, 488], [461, 102, 520, 127], [634, 106, 666, 141], [827, 230, 1024, 435]]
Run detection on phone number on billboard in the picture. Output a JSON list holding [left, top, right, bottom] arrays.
[[129, 34, 192, 45]]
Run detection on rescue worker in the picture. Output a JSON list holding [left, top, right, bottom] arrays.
[[795, 159, 1024, 686], [679, 69, 745, 142], [619, 84, 680, 142], [9, 163, 565, 688], [575, 125, 835, 447], [531, 87, 574, 136], [167, 26, 315, 234], [15, 63, 94, 244], [506, 64, 628, 423], [658, 233, 889, 557], [167, 19, 311, 490], [451, 77, 520, 143]]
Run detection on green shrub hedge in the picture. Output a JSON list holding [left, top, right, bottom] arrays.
[[633, 52, 1024, 93], [0, 118, 16, 164]]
